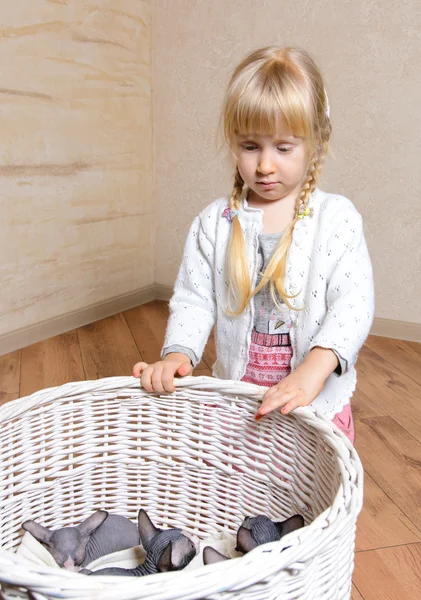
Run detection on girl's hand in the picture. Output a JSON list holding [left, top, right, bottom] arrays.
[[133, 353, 193, 393], [255, 347, 339, 419]]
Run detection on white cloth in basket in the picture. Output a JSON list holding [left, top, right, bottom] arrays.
[[16, 531, 242, 573], [17, 532, 59, 568]]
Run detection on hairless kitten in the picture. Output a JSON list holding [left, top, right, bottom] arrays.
[[203, 514, 305, 565], [22, 510, 140, 570], [85, 509, 196, 576]]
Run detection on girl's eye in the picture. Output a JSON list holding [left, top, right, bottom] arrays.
[[241, 143, 258, 151], [278, 146, 292, 153]]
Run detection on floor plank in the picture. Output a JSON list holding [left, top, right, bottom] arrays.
[[356, 345, 421, 444], [356, 472, 421, 551], [78, 313, 141, 380], [124, 301, 168, 365], [366, 335, 421, 386], [353, 543, 421, 599], [192, 367, 213, 377], [354, 416, 421, 531], [351, 584, 364, 600], [125, 300, 210, 371], [0, 350, 21, 404], [202, 326, 217, 370], [353, 388, 387, 421], [20, 331, 84, 398]]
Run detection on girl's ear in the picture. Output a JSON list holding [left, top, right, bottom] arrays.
[[22, 520, 53, 545], [236, 525, 258, 553], [137, 509, 160, 548], [78, 510, 109, 538]]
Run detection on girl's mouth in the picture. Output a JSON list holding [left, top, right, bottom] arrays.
[[257, 182, 278, 190]]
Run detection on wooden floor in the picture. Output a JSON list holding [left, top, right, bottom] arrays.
[[1, 299, 421, 599]]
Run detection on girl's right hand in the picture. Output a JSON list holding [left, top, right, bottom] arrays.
[[132, 353, 193, 393]]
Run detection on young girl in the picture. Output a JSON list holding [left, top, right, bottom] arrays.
[[133, 46, 374, 443]]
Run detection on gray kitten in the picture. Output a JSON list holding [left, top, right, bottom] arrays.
[[86, 509, 197, 576], [203, 514, 304, 565], [22, 510, 140, 570]]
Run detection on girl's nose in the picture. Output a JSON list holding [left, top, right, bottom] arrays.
[[257, 151, 276, 174]]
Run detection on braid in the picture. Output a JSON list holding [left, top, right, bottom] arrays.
[[229, 167, 244, 210], [225, 167, 250, 314], [296, 133, 330, 215], [298, 99, 331, 210], [297, 153, 319, 213]]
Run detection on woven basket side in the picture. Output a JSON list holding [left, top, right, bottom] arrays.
[[0, 392, 345, 547]]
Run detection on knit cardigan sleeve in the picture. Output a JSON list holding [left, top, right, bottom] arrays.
[[161, 214, 217, 367], [309, 203, 375, 370]]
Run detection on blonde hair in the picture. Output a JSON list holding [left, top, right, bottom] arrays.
[[223, 46, 331, 314]]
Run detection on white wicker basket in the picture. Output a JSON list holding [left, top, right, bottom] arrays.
[[0, 376, 363, 600]]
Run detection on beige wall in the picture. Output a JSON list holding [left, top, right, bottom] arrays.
[[1, 1, 153, 338], [152, 0, 421, 324], [1, 0, 419, 352]]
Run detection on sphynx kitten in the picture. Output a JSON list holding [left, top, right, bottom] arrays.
[[203, 514, 304, 564], [86, 509, 196, 576], [22, 510, 139, 570]]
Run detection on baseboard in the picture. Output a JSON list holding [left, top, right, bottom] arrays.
[[370, 317, 421, 343], [153, 284, 173, 301], [1, 285, 420, 357], [0, 285, 157, 357]]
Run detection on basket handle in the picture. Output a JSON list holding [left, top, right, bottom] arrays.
[[142, 375, 268, 400]]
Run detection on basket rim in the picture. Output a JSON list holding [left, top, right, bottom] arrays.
[[0, 376, 268, 421]]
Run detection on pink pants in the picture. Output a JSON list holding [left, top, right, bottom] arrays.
[[331, 403, 355, 444], [241, 333, 355, 444]]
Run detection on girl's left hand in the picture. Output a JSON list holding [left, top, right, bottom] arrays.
[[255, 365, 326, 421]]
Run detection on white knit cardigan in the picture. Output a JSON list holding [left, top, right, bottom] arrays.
[[162, 188, 375, 418]]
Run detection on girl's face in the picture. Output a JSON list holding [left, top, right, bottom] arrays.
[[234, 128, 308, 204]]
